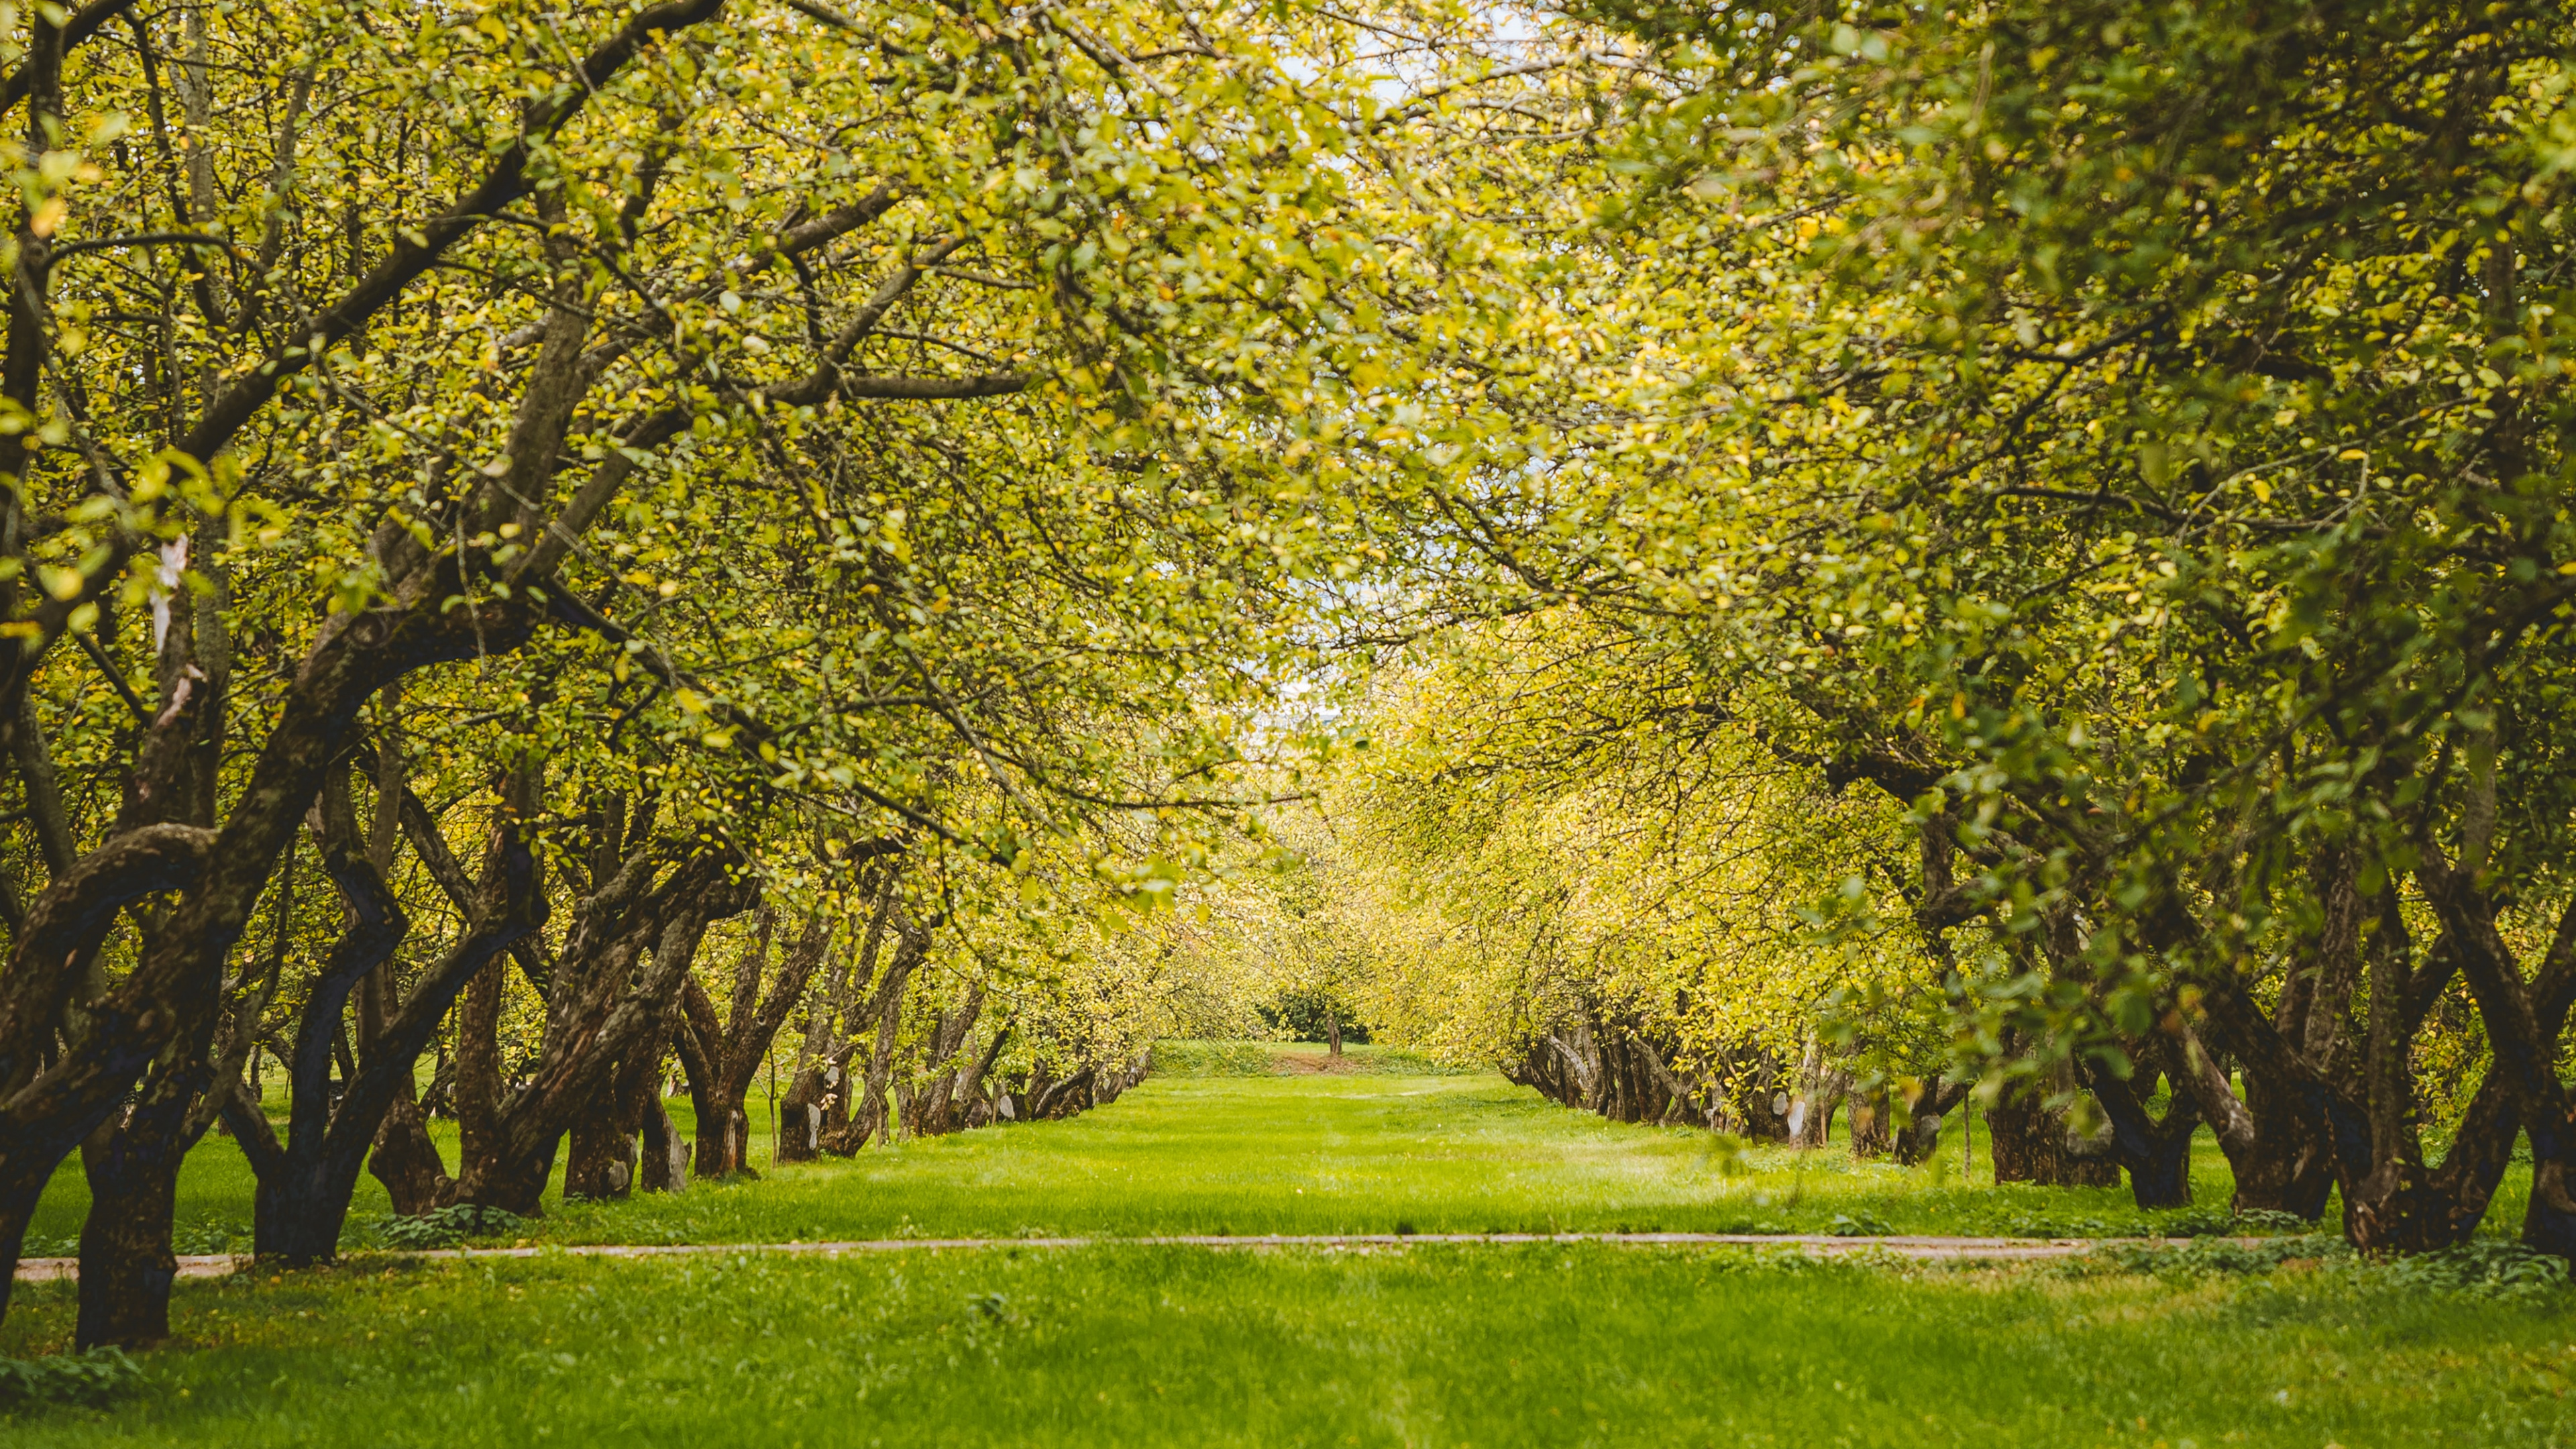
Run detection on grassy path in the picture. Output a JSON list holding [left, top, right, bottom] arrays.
[[7, 1051, 2569, 1446], [14, 1232, 2230, 1283], [46, 1044, 2506, 1252]]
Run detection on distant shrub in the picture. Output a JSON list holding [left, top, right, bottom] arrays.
[[1997, 1213, 2134, 1240], [1256, 988, 1371, 1045], [2084, 1232, 2573, 1300], [374, 1204, 528, 1251], [171, 1218, 253, 1255], [2082, 1234, 2351, 1278], [0, 1348, 141, 1408], [1358, 1048, 1482, 1076], [1151, 1041, 1281, 1077], [2376, 1240, 2571, 1300], [2163, 1207, 2315, 1238]]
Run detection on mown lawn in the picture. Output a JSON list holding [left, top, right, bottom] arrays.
[[11, 1049, 2571, 1445], [22, 1044, 2538, 1249], [5, 1243, 2573, 1447]]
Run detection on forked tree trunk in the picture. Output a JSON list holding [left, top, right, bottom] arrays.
[[777, 928, 859, 1163], [2083, 1051, 2201, 1210], [1892, 1079, 1972, 1165], [679, 910, 833, 1178], [228, 769, 535, 1261], [370, 1093, 453, 1216], [844, 922, 924, 1150], [2341, 1067, 2520, 1254], [458, 863, 748, 1216], [906, 984, 986, 1136]]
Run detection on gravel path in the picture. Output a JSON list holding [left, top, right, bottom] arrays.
[[15, 1231, 2255, 1281]]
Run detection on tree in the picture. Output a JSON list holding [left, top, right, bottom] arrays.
[[1354, 0, 2576, 1248], [0, 0, 1546, 1342]]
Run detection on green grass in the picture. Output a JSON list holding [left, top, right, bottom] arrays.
[[27, 1053, 2538, 1249], [1152, 1040, 1482, 1076], [522, 1071, 2243, 1247], [11, 1054, 2571, 1444], [5, 1244, 2573, 1446]]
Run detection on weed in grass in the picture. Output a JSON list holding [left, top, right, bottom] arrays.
[[0, 1348, 140, 1409], [370, 1205, 529, 1252]]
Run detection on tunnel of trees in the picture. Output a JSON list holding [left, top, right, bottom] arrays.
[[0, 0, 2569, 1353]]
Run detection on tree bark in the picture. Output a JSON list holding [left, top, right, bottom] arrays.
[[1892, 1078, 1972, 1165], [679, 909, 831, 1178], [455, 849, 750, 1215], [775, 1066, 826, 1162], [566, 1041, 659, 1201], [1846, 1083, 1894, 1161], [829, 914, 922, 1152], [639, 1087, 690, 1193], [2082, 1049, 2201, 1210], [74, 1059, 195, 1348], [1987, 1073, 2121, 1189]]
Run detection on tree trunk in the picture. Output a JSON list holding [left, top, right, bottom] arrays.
[[679, 1012, 753, 1180], [1791, 1040, 1848, 1150], [2524, 1087, 2576, 1260], [1892, 1079, 1971, 1165], [367, 1092, 453, 1216], [1846, 1083, 1894, 1161], [691, 1091, 753, 1180], [2083, 1053, 2201, 1210], [828, 1062, 858, 1145], [455, 846, 749, 1214], [678, 910, 832, 1176], [639, 1089, 689, 1193], [452, 955, 506, 1203], [564, 1059, 644, 1201], [74, 1073, 193, 1349], [775, 1067, 826, 1162], [2342, 1064, 2516, 1254], [907, 985, 987, 1136], [1707, 1048, 1794, 1142], [1987, 1088, 2121, 1188], [2227, 1069, 2338, 1218], [849, 923, 924, 1150]]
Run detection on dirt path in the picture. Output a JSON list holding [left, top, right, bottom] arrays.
[[13, 1231, 2253, 1282], [1267, 1051, 1363, 1073]]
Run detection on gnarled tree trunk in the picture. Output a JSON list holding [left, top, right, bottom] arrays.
[[453, 846, 752, 1216]]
